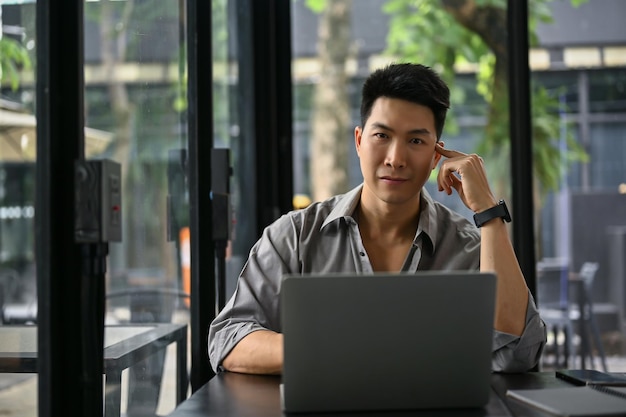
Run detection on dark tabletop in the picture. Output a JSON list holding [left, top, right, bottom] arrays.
[[168, 371, 577, 417]]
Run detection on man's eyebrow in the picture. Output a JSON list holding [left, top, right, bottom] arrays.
[[370, 122, 392, 131], [408, 128, 432, 136], [370, 122, 432, 136]]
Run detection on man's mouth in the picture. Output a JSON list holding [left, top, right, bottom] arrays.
[[380, 176, 407, 183]]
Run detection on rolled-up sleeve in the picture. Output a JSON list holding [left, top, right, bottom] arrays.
[[491, 291, 547, 372], [207, 215, 300, 373]]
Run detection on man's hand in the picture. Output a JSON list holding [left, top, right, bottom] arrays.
[[435, 143, 498, 214]]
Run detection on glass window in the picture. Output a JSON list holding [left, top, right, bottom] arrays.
[[535, 71, 579, 114], [589, 122, 626, 188], [0, 0, 205, 414], [3, 0, 625, 413], [533, 6, 626, 371], [0, 0, 38, 413], [589, 69, 626, 113], [83, 2, 189, 414], [291, 0, 509, 215]]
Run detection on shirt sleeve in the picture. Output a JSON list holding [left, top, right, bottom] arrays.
[[207, 215, 300, 373], [491, 291, 547, 373]]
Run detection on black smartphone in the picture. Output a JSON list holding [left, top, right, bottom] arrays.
[[556, 369, 626, 386]]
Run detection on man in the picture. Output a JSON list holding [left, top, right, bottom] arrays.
[[208, 63, 546, 375]]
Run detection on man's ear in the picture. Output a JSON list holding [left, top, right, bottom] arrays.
[[432, 140, 445, 169], [354, 126, 363, 156]]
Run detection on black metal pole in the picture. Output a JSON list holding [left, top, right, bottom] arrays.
[[36, 1, 103, 416], [186, 0, 216, 390], [234, 0, 293, 254], [507, 0, 537, 297]]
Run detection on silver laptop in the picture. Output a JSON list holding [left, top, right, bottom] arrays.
[[280, 271, 496, 413]]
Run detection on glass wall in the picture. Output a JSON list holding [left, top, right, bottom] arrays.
[[291, 0, 511, 217], [1, 0, 625, 414], [290, 0, 626, 372], [536, 65, 626, 371], [0, 0, 236, 414], [1, 1, 38, 414], [85, 1, 189, 414]]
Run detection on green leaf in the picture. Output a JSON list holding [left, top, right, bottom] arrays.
[[0, 37, 32, 91], [305, 0, 327, 13], [570, 0, 589, 7]]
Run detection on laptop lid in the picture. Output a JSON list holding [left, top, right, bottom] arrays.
[[280, 271, 496, 413]]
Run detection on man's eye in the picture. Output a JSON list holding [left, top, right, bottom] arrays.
[[410, 138, 423, 144], [374, 133, 388, 139]]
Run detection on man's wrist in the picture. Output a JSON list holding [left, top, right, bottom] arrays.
[[473, 200, 511, 228]]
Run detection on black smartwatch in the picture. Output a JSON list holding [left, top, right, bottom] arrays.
[[473, 199, 511, 228]]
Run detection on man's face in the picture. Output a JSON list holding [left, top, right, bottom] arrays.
[[355, 97, 442, 209]]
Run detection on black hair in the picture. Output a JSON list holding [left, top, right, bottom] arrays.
[[360, 63, 450, 139]]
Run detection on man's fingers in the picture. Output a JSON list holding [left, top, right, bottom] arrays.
[[437, 170, 460, 195], [435, 143, 466, 158]]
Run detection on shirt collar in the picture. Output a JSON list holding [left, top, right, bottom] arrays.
[[321, 184, 363, 229], [416, 187, 438, 254], [321, 184, 439, 252]]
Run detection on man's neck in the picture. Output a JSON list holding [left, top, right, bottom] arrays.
[[355, 191, 421, 272], [356, 195, 421, 242]]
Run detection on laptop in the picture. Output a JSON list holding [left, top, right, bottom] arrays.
[[280, 271, 496, 413]]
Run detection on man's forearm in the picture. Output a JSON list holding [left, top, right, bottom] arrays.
[[221, 330, 284, 375], [480, 219, 529, 336]]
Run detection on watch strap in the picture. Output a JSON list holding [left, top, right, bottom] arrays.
[[473, 199, 512, 228]]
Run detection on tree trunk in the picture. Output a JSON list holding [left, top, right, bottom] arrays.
[[310, 0, 352, 202]]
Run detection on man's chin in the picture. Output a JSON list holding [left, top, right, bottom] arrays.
[[377, 191, 421, 206]]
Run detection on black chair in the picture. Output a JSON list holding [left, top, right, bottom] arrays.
[[538, 261, 608, 371], [537, 261, 574, 369], [573, 262, 608, 371]]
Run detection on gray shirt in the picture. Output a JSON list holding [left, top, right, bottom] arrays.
[[208, 185, 546, 373]]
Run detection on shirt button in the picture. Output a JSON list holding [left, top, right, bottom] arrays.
[[359, 251, 365, 256]]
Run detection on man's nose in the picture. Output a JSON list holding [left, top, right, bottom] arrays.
[[385, 141, 406, 168]]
